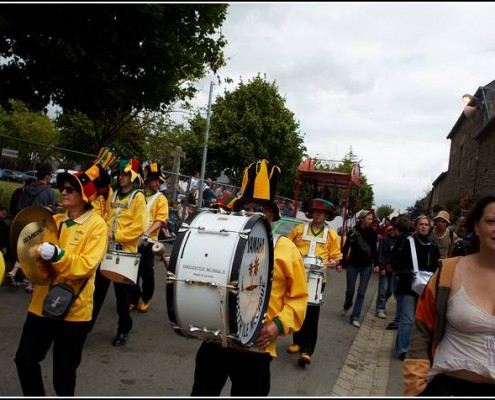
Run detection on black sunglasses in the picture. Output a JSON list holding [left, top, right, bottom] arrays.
[[59, 186, 80, 194], [243, 205, 264, 213]]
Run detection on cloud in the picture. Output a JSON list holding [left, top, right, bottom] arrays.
[[189, 2, 495, 212]]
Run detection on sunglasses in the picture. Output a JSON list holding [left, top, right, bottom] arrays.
[[242, 205, 264, 213], [59, 186, 80, 194]]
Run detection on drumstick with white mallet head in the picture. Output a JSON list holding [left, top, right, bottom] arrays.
[[140, 235, 170, 268]]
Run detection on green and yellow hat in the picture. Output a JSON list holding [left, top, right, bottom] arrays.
[[307, 198, 337, 221], [117, 158, 142, 184]]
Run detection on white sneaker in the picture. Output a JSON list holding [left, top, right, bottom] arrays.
[[376, 311, 386, 319], [351, 320, 361, 328]]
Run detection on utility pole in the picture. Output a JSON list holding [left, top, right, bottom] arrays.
[[170, 146, 186, 202], [197, 81, 214, 209]]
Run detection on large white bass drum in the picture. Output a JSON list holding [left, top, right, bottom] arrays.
[[166, 209, 273, 350]]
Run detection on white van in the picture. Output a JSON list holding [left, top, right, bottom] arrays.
[[50, 168, 78, 187]]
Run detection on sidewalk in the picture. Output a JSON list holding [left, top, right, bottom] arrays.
[[329, 291, 403, 396]]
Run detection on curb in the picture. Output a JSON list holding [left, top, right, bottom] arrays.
[[329, 290, 397, 396]]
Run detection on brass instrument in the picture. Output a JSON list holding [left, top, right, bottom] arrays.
[[10, 205, 59, 285]]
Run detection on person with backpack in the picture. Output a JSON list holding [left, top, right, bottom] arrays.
[[340, 210, 379, 328]]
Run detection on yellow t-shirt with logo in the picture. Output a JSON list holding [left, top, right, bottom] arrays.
[[27, 209, 108, 321]]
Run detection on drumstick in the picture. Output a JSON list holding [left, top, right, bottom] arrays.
[[151, 242, 169, 269]]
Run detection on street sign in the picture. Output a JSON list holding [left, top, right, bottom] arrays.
[[2, 148, 18, 158]]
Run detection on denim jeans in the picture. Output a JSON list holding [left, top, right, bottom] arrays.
[[395, 293, 417, 354], [343, 264, 373, 323], [375, 272, 396, 313]]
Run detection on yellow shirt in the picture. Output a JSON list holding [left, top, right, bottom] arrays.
[[287, 222, 342, 283], [28, 209, 108, 321], [145, 191, 169, 241], [107, 189, 147, 253], [265, 235, 308, 357]]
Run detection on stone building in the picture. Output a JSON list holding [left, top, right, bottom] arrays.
[[430, 79, 495, 215]]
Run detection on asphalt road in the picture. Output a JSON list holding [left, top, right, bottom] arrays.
[[0, 249, 385, 397]]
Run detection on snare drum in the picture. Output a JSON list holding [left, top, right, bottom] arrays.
[[100, 250, 141, 285], [303, 255, 325, 306], [166, 210, 273, 349]]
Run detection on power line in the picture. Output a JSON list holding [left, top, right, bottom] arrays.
[[0, 134, 97, 158]]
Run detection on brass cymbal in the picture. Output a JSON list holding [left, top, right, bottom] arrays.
[[10, 205, 55, 262], [0, 252, 5, 285], [17, 219, 59, 286]]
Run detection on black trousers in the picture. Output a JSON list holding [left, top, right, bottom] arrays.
[[191, 341, 272, 396], [89, 266, 133, 334], [293, 304, 321, 355], [130, 243, 155, 304], [15, 312, 90, 396], [420, 374, 495, 396], [293, 282, 325, 356]]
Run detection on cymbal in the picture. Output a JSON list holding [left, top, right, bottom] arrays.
[[17, 219, 59, 286], [0, 252, 5, 285], [10, 205, 55, 262]]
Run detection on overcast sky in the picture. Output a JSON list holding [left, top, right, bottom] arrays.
[[188, 2, 495, 212]]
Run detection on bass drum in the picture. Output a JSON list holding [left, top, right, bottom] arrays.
[[166, 209, 273, 349]]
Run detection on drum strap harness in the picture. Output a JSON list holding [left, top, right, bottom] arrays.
[[301, 223, 328, 257], [145, 191, 162, 231], [109, 188, 143, 250]]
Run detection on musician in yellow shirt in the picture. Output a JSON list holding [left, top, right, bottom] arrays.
[[130, 162, 169, 313], [286, 198, 343, 366], [14, 165, 110, 396], [90, 158, 147, 347]]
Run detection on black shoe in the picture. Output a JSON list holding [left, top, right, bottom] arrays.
[[112, 333, 128, 347], [399, 352, 407, 361], [386, 322, 398, 330]]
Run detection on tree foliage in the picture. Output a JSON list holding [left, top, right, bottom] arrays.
[[376, 204, 394, 219], [54, 110, 148, 168], [179, 74, 307, 195], [0, 4, 229, 145], [0, 99, 60, 164], [327, 152, 375, 210]]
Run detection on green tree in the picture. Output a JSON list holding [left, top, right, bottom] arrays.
[[376, 204, 394, 219], [326, 151, 375, 210], [54, 110, 149, 167], [0, 99, 60, 165], [180, 74, 307, 195], [0, 4, 228, 145]]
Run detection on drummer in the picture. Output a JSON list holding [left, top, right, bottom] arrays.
[[130, 162, 169, 313], [286, 198, 343, 366], [89, 158, 147, 347], [190, 159, 308, 396], [14, 165, 110, 396]]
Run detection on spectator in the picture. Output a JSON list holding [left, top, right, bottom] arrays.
[[202, 178, 217, 207], [391, 215, 440, 361], [374, 224, 398, 321], [340, 210, 379, 328], [17, 164, 56, 212]]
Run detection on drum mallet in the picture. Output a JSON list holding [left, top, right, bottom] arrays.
[[142, 236, 170, 269]]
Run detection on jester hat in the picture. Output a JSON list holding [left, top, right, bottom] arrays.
[[232, 159, 281, 221]]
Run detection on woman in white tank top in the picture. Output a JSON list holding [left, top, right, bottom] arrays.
[[404, 195, 495, 396]]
